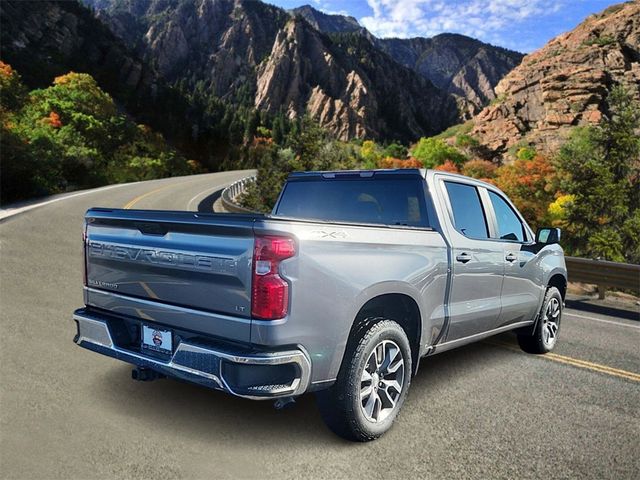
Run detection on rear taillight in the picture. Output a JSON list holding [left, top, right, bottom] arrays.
[[251, 235, 295, 320], [82, 221, 88, 286]]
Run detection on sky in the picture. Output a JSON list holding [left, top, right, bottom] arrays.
[[267, 0, 621, 52]]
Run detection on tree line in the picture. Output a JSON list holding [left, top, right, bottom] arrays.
[[0, 62, 198, 202]]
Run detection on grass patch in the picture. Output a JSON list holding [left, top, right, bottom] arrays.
[[489, 93, 508, 106], [507, 142, 536, 160], [601, 4, 625, 16], [583, 36, 616, 47], [570, 102, 583, 113], [434, 120, 474, 140]]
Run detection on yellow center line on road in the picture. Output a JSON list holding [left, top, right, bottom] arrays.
[[486, 341, 640, 383], [123, 182, 186, 209], [545, 352, 640, 382]]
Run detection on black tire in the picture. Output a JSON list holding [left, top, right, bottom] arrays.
[[316, 318, 412, 442], [517, 286, 563, 354]]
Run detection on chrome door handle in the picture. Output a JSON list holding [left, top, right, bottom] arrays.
[[505, 252, 518, 262], [456, 252, 472, 263]]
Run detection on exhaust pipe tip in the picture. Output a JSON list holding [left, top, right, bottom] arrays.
[[132, 367, 162, 382], [273, 397, 296, 410]]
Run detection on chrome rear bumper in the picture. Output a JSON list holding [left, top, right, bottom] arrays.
[[73, 310, 311, 400]]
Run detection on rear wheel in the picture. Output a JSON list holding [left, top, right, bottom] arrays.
[[518, 286, 562, 354], [316, 318, 412, 441]]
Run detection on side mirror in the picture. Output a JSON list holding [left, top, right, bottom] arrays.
[[536, 227, 561, 245]]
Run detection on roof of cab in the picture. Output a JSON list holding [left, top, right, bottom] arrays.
[[287, 169, 426, 179], [287, 168, 498, 190]]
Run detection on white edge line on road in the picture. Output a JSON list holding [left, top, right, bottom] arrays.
[[185, 171, 250, 211], [0, 182, 136, 221], [564, 311, 640, 330], [186, 184, 228, 211], [0, 171, 254, 221]]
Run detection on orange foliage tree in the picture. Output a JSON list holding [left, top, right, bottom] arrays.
[[43, 111, 62, 128], [0, 60, 26, 113], [495, 154, 558, 227], [378, 157, 423, 169], [461, 159, 497, 183], [434, 160, 460, 173]]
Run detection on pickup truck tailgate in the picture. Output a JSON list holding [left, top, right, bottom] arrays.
[[84, 209, 255, 323]]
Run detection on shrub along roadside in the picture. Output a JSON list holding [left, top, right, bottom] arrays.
[[0, 62, 198, 204], [554, 86, 640, 263]]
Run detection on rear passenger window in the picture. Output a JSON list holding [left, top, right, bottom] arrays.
[[488, 191, 526, 242], [444, 181, 489, 239]]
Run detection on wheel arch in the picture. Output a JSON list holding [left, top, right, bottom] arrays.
[[522, 269, 567, 337], [347, 293, 423, 374], [548, 272, 567, 300]]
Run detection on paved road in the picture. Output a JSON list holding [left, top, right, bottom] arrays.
[[1, 172, 639, 479]]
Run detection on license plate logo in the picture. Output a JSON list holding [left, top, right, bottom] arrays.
[[142, 325, 172, 355]]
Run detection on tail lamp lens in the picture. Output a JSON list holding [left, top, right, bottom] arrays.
[[251, 236, 295, 319]]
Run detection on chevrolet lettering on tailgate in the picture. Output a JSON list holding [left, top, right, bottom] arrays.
[[88, 241, 237, 275]]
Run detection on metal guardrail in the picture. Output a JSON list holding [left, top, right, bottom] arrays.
[[220, 176, 257, 213], [566, 256, 640, 298]]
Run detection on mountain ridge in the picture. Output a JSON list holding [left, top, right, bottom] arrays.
[[291, 4, 524, 116], [2, 0, 534, 146], [467, 1, 640, 159], [82, 0, 461, 141], [291, 5, 362, 34]]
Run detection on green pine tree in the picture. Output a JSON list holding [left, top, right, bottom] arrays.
[[557, 86, 640, 262]]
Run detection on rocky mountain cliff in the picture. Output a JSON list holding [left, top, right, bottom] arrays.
[[378, 35, 523, 116], [3, 0, 525, 144], [83, 0, 459, 141], [255, 18, 457, 140], [291, 5, 362, 34], [469, 1, 640, 159], [292, 5, 523, 116], [86, 0, 289, 100]]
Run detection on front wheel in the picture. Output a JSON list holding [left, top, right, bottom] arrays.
[[518, 286, 563, 354], [316, 318, 412, 441]]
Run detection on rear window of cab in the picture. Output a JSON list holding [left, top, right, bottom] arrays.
[[274, 177, 430, 228]]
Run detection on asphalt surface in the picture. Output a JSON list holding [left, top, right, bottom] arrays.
[[1, 171, 639, 479]]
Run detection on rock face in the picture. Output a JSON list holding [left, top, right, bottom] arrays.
[[470, 2, 640, 159], [254, 19, 373, 139], [378, 34, 523, 116], [85, 0, 289, 99], [255, 18, 457, 141], [0, 0, 153, 92], [292, 6, 523, 116]]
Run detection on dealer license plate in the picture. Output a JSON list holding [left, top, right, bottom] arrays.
[[141, 324, 173, 355]]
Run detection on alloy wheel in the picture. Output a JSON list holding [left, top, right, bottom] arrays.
[[359, 340, 405, 423], [542, 297, 561, 348]]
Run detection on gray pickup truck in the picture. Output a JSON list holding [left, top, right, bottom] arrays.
[[74, 169, 566, 441]]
